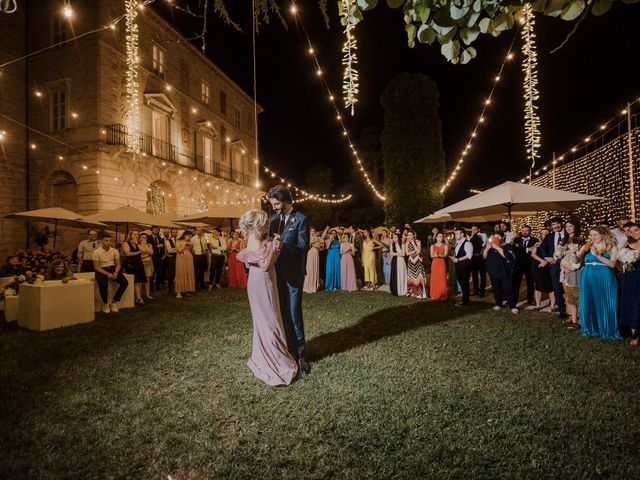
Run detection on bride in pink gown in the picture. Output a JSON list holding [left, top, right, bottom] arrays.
[[237, 209, 298, 386]]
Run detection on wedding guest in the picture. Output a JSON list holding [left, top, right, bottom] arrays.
[[427, 226, 440, 247], [227, 231, 248, 288], [538, 216, 568, 319], [512, 225, 538, 306], [469, 224, 486, 297], [389, 232, 408, 296], [148, 226, 164, 291], [406, 230, 427, 299], [577, 226, 621, 340], [529, 228, 556, 311], [340, 233, 357, 292], [619, 223, 640, 345], [138, 232, 155, 301], [303, 228, 321, 293], [45, 259, 73, 281], [92, 233, 128, 313], [560, 222, 583, 326], [451, 227, 473, 306], [611, 215, 631, 246], [77, 229, 99, 272], [361, 229, 380, 290], [351, 227, 364, 285], [500, 221, 514, 244], [208, 228, 227, 290], [175, 230, 196, 299], [163, 229, 178, 292], [484, 234, 518, 313], [380, 230, 391, 285], [319, 226, 330, 286], [429, 232, 448, 300], [325, 230, 341, 291], [191, 227, 209, 290], [0, 255, 25, 277], [122, 230, 147, 305]]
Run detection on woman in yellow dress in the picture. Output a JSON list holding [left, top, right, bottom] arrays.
[[361, 229, 381, 290]]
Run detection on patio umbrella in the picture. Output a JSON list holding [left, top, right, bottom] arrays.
[[433, 181, 604, 220], [414, 211, 535, 224], [179, 205, 247, 229], [3, 207, 107, 248], [83, 206, 178, 241]]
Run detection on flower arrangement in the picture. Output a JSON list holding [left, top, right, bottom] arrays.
[[618, 247, 640, 273], [14, 249, 72, 276], [1, 272, 36, 300]]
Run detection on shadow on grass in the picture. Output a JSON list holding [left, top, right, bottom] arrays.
[[306, 300, 484, 362]]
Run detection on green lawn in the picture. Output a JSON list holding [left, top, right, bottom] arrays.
[[1, 290, 639, 479]]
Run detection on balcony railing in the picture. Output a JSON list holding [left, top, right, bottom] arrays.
[[105, 124, 255, 187]]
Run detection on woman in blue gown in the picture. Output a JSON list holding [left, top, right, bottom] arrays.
[[619, 223, 640, 345], [325, 230, 341, 292], [578, 226, 622, 340], [380, 230, 391, 285]]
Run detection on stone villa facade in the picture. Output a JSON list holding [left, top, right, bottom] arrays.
[[0, 0, 262, 256]]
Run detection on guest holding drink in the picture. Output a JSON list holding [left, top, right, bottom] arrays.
[[619, 223, 640, 345], [122, 230, 147, 305], [175, 231, 196, 299], [139, 232, 155, 301], [577, 226, 621, 340], [429, 232, 449, 300], [340, 233, 357, 292], [325, 230, 341, 292], [303, 228, 321, 293]]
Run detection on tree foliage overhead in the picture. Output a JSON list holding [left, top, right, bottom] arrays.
[[380, 73, 445, 229]]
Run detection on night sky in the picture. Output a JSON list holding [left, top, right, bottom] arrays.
[[157, 1, 639, 205]]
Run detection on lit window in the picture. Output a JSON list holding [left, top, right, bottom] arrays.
[[152, 44, 165, 76], [201, 82, 210, 106], [51, 88, 67, 131], [202, 135, 213, 174], [234, 107, 241, 128]]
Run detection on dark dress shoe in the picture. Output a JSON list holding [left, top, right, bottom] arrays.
[[558, 313, 569, 320], [297, 357, 310, 375]]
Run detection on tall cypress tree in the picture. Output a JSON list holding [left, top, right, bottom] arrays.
[[380, 73, 445, 230]]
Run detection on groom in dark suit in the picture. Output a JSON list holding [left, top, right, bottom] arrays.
[[267, 185, 311, 375], [537, 216, 568, 319]]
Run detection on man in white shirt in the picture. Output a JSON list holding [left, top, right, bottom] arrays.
[[191, 227, 208, 290], [92, 233, 129, 313], [451, 226, 474, 306], [500, 221, 514, 244], [208, 228, 227, 290], [611, 215, 631, 246], [77, 229, 99, 272]]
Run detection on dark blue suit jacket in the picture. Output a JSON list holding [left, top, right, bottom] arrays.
[[537, 230, 567, 259], [269, 210, 309, 285]]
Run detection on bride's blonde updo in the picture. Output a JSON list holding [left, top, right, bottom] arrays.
[[239, 208, 269, 237]]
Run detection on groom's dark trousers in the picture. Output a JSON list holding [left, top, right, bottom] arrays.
[[270, 211, 310, 359]]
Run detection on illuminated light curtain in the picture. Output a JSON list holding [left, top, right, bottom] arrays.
[[125, 0, 141, 152], [521, 3, 541, 169]]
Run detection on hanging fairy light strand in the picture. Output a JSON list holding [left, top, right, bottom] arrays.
[[289, 1, 385, 200], [519, 97, 640, 183], [339, 0, 359, 115], [520, 4, 541, 169], [125, 0, 142, 153], [440, 31, 519, 194], [261, 165, 352, 203]]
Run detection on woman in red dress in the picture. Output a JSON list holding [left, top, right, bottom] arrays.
[[227, 231, 248, 288], [429, 232, 449, 300]]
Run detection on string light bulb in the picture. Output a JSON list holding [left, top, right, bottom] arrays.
[[63, 0, 73, 18]]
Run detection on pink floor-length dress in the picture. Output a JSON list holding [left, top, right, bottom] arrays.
[[303, 245, 320, 293], [237, 242, 298, 386], [340, 242, 358, 292]]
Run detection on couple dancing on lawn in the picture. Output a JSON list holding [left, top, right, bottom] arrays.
[[237, 185, 310, 386]]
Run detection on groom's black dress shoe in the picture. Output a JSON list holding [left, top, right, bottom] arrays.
[[297, 357, 310, 375]]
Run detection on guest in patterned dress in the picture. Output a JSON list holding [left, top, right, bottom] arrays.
[[429, 232, 449, 300], [577, 226, 621, 340], [406, 231, 427, 299]]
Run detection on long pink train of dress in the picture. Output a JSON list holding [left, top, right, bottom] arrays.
[[237, 242, 298, 386], [340, 242, 358, 291]]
